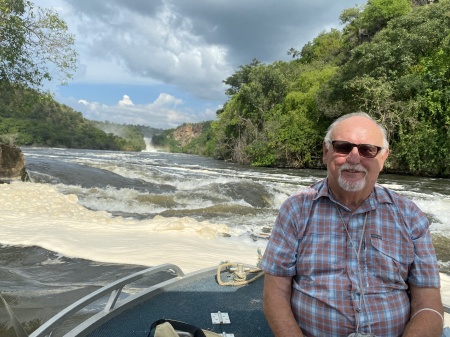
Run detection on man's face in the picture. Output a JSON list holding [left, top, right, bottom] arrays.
[[323, 116, 389, 196]]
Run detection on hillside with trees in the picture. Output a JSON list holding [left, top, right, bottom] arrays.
[[0, 86, 154, 151], [176, 0, 450, 177]]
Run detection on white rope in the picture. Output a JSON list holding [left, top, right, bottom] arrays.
[[216, 262, 264, 286]]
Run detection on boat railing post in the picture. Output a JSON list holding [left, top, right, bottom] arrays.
[[104, 286, 124, 313]]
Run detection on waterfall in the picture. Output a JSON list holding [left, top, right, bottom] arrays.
[[143, 137, 157, 152]]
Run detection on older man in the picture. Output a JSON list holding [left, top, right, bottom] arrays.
[[261, 112, 443, 337]]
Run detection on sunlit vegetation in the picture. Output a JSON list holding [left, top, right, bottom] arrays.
[[186, 0, 450, 177]]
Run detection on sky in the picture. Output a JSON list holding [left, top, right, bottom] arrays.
[[34, 0, 366, 130]]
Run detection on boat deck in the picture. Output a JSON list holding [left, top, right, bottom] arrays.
[[86, 267, 272, 337]]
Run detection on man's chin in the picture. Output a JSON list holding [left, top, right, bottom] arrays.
[[338, 177, 366, 192]]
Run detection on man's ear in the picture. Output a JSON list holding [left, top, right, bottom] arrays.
[[378, 147, 390, 170], [322, 142, 329, 165]]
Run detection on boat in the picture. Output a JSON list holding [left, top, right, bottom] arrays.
[[4, 262, 450, 337]]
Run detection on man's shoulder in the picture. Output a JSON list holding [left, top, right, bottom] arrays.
[[374, 183, 420, 210]]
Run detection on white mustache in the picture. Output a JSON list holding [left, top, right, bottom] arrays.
[[339, 163, 368, 174]]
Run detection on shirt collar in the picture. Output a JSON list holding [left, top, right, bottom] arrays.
[[313, 178, 393, 212]]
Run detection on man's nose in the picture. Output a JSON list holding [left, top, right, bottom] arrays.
[[346, 146, 361, 163]]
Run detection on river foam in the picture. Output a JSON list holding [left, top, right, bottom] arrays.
[[0, 182, 266, 273]]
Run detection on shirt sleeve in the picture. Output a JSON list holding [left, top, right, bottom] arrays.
[[405, 198, 440, 288], [260, 191, 314, 277]]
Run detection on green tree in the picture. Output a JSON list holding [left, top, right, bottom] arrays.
[[214, 61, 291, 164], [318, 0, 450, 175], [0, 0, 77, 88], [360, 0, 411, 35], [222, 58, 261, 97], [340, 0, 411, 51], [297, 29, 343, 65], [263, 65, 337, 167]]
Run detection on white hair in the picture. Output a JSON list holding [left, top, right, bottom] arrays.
[[324, 112, 389, 150]]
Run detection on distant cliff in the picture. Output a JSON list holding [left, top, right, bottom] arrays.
[[152, 121, 213, 155], [172, 123, 204, 147]]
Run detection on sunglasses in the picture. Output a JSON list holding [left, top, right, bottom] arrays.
[[329, 140, 383, 158]]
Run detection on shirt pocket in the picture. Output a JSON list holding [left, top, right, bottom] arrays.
[[297, 233, 346, 277], [367, 236, 414, 287]]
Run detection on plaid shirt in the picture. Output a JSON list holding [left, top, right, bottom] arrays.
[[261, 179, 440, 337]]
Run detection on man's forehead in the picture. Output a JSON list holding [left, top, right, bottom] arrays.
[[332, 117, 381, 140]]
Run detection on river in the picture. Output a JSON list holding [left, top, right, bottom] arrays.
[[1, 147, 450, 336]]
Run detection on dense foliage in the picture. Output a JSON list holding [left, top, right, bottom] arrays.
[[187, 0, 450, 177]]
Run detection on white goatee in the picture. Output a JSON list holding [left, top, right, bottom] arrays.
[[338, 163, 367, 192]]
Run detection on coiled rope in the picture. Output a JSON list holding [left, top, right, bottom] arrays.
[[216, 262, 264, 286]]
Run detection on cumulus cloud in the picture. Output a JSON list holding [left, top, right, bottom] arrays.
[[74, 93, 216, 129], [118, 95, 135, 107]]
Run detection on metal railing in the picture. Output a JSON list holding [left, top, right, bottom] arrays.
[[29, 263, 184, 337]]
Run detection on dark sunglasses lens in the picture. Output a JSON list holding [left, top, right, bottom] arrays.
[[333, 141, 354, 154], [332, 141, 380, 158], [358, 144, 378, 158]]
